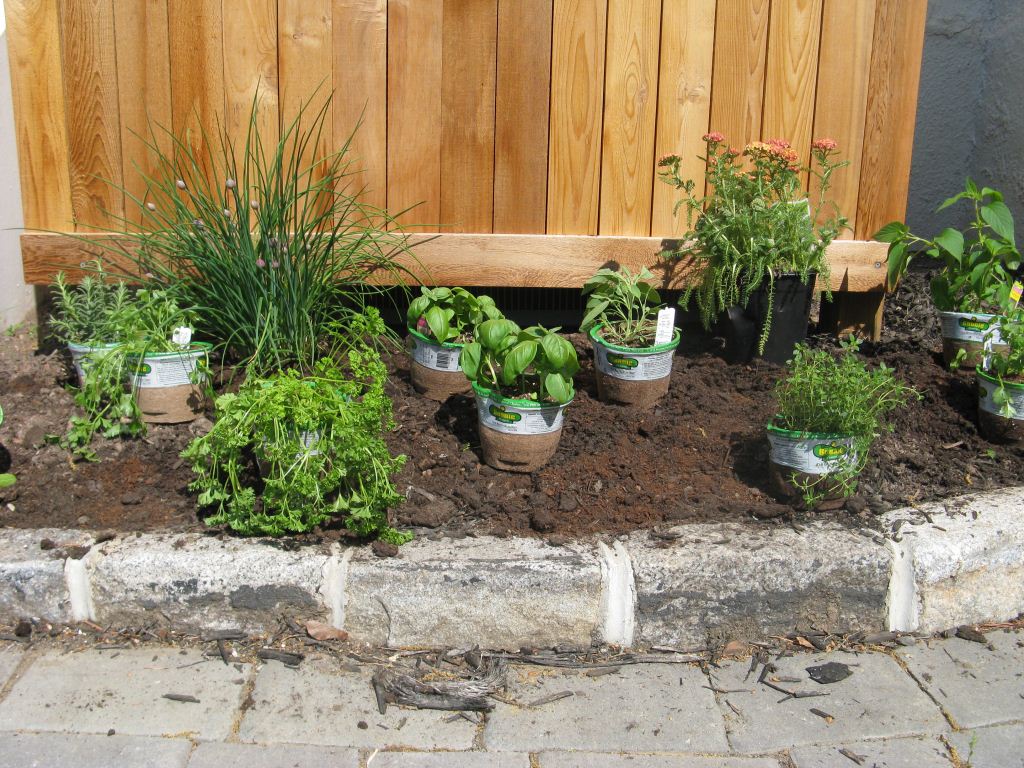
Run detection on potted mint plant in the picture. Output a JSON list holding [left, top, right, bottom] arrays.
[[877, 179, 1020, 368], [658, 134, 847, 364], [581, 266, 679, 408], [977, 307, 1024, 442], [406, 287, 504, 401], [461, 319, 578, 472]]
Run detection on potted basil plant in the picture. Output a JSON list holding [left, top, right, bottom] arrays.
[[581, 266, 679, 408], [877, 179, 1021, 367], [461, 319, 579, 472], [767, 337, 918, 509], [977, 307, 1024, 442], [658, 134, 847, 364], [406, 287, 504, 401]]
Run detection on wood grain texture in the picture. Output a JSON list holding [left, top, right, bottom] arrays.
[[547, 0, 608, 235], [440, 0, 498, 233], [652, 0, 716, 236], [599, 0, 662, 236], [762, 0, 823, 179], [113, 0, 172, 225], [856, 0, 928, 239], [5, 0, 74, 229], [387, 0, 443, 230], [60, 0, 125, 229], [811, 0, 876, 233], [332, 0, 388, 210], [493, 0, 553, 234], [708, 0, 769, 151], [21, 232, 887, 292]]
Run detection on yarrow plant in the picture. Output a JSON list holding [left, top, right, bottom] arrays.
[[658, 133, 848, 352]]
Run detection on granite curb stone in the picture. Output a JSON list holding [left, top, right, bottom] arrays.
[[0, 528, 93, 621]]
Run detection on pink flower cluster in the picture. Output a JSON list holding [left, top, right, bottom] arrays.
[[812, 137, 838, 152], [744, 140, 799, 167], [703, 131, 725, 144]]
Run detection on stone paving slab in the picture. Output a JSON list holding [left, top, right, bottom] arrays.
[[537, 754, 781, 768], [238, 657, 477, 750], [371, 753, 531, 768], [898, 631, 1024, 728], [187, 741, 359, 767], [951, 723, 1024, 768], [0, 731, 192, 768], [0, 649, 248, 739], [789, 736, 953, 767], [0, 644, 24, 687], [709, 650, 948, 753], [483, 663, 728, 753]]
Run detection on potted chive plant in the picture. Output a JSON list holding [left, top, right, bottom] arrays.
[[581, 266, 679, 408], [461, 319, 579, 472], [406, 287, 504, 401], [658, 134, 847, 364], [767, 338, 918, 509], [977, 307, 1024, 442], [878, 179, 1020, 367]]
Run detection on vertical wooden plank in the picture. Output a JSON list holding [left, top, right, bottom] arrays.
[[856, 0, 929, 239], [167, 0, 225, 177], [811, 0, 876, 232], [708, 0, 769, 151], [114, 0, 172, 225], [333, 0, 387, 210], [493, 0, 553, 234], [223, 0, 279, 176], [599, 0, 662, 236], [278, 0, 333, 174], [440, 0, 497, 233], [652, 0, 716, 236], [547, 0, 608, 235], [387, 0, 443, 230], [5, 0, 74, 230], [59, 0, 125, 229], [762, 0, 823, 179]]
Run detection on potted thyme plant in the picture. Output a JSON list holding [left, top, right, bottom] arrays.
[[460, 319, 579, 472], [581, 266, 679, 408], [406, 287, 504, 401], [658, 134, 847, 364], [767, 337, 918, 509], [977, 307, 1024, 442], [877, 179, 1021, 367]]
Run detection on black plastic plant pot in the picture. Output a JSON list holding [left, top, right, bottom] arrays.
[[717, 272, 816, 365]]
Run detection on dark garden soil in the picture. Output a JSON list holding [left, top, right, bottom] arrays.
[[1, 265, 1021, 542]]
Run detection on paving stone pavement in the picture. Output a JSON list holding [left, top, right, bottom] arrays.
[[0, 630, 1021, 767]]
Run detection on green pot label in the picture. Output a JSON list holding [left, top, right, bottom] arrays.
[[476, 395, 564, 436], [133, 363, 153, 376], [812, 442, 849, 460], [410, 334, 462, 372], [488, 404, 523, 424], [940, 312, 1003, 344], [606, 353, 639, 370], [768, 431, 856, 475], [130, 349, 206, 389], [593, 342, 674, 382], [959, 318, 991, 333]]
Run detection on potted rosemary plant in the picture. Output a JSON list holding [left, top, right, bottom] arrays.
[[877, 179, 1020, 367], [406, 287, 504, 401], [767, 338, 918, 509], [581, 266, 679, 408], [658, 134, 847, 364], [977, 307, 1024, 442], [461, 319, 579, 472]]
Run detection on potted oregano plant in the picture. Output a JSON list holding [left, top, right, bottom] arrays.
[[977, 307, 1024, 442], [658, 134, 847, 364], [767, 337, 918, 509], [581, 266, 679, 408], [406, 287, 504, 401], [877, 179, 1021, 367], [460, 319, 579, 472]]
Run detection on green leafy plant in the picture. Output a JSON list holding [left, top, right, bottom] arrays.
[[581, 266, 664, 347], [658, 134, 848, 352], [182, 315, 408, 541], [877, 179, 1021, 313], [461, 319, 579, 404], [983, 307, 1024, 417], [0, 404, 14, 488], [49, 261, 135, 346], [772, 337, 919, 505], [406, 287, 503, 344]]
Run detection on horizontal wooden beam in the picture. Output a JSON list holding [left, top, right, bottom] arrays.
[[20, 232, 887, 292]]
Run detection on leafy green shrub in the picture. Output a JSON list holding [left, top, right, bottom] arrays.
[[406, 287, 503, 343], [581, 266, 664, 347], [50, 261, 134, 346], [984, 307, 1024, 416]]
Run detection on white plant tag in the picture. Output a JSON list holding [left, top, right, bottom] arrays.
[[172, 326, 193, 348], [654, 308, 676, 345]]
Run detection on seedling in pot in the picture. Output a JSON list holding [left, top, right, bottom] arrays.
[[0, 404, 14, 489], [581, 266, 664, 347], [407, 287, 503, 345], [977, 307, 1024, 442]]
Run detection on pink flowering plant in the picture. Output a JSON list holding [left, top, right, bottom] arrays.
[[658, 134, 848, 349]]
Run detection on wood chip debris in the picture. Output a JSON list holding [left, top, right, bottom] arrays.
[[527, 690, 574, 708], [810, 707, 835, 724], [838, 746, 867, 765], [162, 693, 200, 704], [371, 658, 506, 714]]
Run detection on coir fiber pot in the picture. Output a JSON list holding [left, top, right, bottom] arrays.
[[940, 312, 1006, 368], [766, 422, 857, 510], [407, 327, 471, 401], [589, 325, 680, 409], [128, 342, 211, 424], [718, 272, 815, 365], [977, 369, 1024, 443], [67, 341, 121, 386], [472, 383, 570, 473]]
